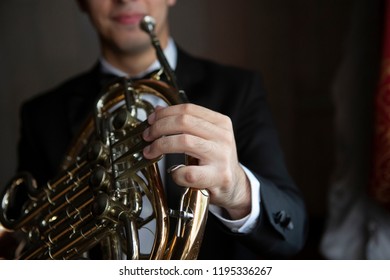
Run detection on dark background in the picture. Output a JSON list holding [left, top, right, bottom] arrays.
[[0, 0, 358, 258]]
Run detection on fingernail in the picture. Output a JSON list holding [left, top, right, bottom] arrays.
[[143, 145, 150, 155], [143, 127, 150, 140], [167, 164, 186, 173]]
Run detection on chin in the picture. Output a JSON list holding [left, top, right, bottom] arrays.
[[124, 35, 152, 51]]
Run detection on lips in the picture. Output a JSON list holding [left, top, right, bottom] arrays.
[[112, 13, 145, 25]]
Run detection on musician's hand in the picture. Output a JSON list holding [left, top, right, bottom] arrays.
[[142, 104, 251, 220]]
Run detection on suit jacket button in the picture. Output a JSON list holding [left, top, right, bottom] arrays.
[[273, 210, 286, 224], [273, 210, 293, 230], [283, 218, 294, 231]]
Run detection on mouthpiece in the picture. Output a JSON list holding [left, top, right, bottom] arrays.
[[140, 15, 156, 34], [139, 14, 184, 94]]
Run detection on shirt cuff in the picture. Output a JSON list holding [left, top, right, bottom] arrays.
[[208, 164, 261, 233]]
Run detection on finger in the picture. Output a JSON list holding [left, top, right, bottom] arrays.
[[143, 134, 217, 160], [148, 104, 231, 130], [168, 164, 214, 190], [168, 164, 233, 208], [143, 113, 228, 142]]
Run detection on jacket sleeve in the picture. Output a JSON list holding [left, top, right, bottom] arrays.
[[233, 72, 308, 257]]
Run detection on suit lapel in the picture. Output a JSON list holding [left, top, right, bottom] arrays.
[[66, 63, 107, 139]]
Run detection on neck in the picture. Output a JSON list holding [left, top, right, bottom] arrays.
[[101, 47, 155, 77]]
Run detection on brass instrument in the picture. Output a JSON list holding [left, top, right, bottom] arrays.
[[0, 16, 209, 260]]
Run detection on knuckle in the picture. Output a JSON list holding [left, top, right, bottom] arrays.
[[183, 168, 208, 186], [184, 170, 197, 184], [221, 115, 233, 130], [220, 169, 233, 186], [178, 134, 193, 148], [177, 114, 191, 127], [181, 103, 192, 114]]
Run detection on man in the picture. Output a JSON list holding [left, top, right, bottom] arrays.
[[1, 0, 307, 259]]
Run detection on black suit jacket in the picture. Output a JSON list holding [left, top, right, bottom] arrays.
[[17, 47, 308, 259]]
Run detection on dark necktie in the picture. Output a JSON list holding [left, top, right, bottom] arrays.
[[99, 69, 165, 88]]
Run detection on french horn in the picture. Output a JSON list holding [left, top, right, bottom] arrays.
[[0, 16, 209, 260]]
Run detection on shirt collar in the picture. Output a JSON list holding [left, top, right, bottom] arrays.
[[99, 37, 177, 79]]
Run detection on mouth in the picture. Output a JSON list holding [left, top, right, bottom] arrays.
[[112, 13, 146, 26]]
